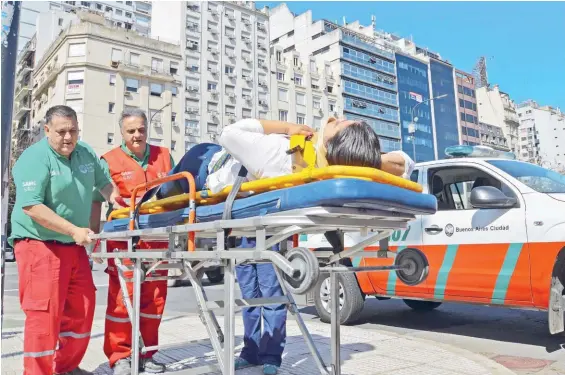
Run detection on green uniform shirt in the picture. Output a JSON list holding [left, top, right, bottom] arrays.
[[92, 143, 175, 216], [9, 138, 112, 246]]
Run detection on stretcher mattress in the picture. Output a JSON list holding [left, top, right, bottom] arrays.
[[103, 178, 437, 233]]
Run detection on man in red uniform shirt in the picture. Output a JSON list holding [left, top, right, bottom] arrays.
[[91, 108, 174, 374]]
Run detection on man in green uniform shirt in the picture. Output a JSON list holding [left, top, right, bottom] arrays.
[[10, 105, 118, 375]]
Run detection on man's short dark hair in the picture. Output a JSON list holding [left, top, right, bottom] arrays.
[[326, 121, 382, 169], [45, 105, 78, 125]]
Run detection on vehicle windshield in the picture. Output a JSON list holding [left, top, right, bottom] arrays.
[[487, 160, 565, 194]]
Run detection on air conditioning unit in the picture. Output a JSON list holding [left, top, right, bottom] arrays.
[[244, 56, 252, 63], [242, 18, 250, 25], [187, 86, 198, 92], [209, 8, 218, 15], [172, 121, 178, 127], [258, 100, 268, 106], [208, 47, 219, 54], [243, 76, 252, 82], [227, 72, 236, 78], [243, 95, 252, 101], [258, 43, 266, 50], [317, 107, 323, 114], [210, 110, 219, 117], [209, 89, 219, 95], [111, 60, 120, 68], [259, 80, 267, 87], [227, 52, 235, 58], [208, 68, 219, 74], [153, 121, 162, 128], [208, 27, 218, 35], [227, 92, 236, 98], [227, 13, 235, 20]]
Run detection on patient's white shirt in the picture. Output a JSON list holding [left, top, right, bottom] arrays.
[[205, 119, 415, 194]]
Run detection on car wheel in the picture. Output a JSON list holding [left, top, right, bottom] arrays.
[[313, 272, 364, 325], [205, 268, 224, 284], [403, 299, 442, 311]]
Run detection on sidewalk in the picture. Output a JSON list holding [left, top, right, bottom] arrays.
[[2, 313, 516, 375]]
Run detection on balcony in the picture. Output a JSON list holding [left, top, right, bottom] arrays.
[[276, 59, 287, 70], [14, 83, 32, 102], [186, 26, 200, 38], [13, 101, 31, 121], [18, 36, 36, 62], [30, 60, 52, 94]]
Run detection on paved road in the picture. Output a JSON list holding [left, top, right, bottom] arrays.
[[3, 262, 565, 374]]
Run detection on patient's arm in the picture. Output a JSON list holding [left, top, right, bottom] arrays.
[[381, 151, 415, 179], [218, 119, 313, 179]]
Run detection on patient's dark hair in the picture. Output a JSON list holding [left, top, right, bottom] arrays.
[[326, 121, 382, 169]]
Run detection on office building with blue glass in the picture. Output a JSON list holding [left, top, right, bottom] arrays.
[[395, 53, 435, 162], [328, 22, 401, 152]]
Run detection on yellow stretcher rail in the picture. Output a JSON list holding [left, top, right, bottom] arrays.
[[108, 136, 423, 219]]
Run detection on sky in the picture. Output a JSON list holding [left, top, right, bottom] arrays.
[[256, 1, 565, 110]]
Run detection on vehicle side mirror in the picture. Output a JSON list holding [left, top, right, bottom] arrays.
[[470, 186, 517, 209]]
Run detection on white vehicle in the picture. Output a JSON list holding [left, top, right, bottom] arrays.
[[302, 146, 565, 334]]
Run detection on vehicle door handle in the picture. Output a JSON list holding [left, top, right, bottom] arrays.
[[425, 225, 443, 234]]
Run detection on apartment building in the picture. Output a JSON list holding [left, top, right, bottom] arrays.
[[455, 70, 481, 146], [267, 4, 401, 152], [150, 1, 270, 146], [476, 84, 520, 153], [479, 122, 510, 151], [30, 12, 183, 161], [516, 100, 565, 168]]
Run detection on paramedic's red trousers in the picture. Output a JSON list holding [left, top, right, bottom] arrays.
[[103, 241, 168, 367], [14, 239, 96, 375]]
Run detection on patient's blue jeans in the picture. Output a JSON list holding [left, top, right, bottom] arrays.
[[235, 237, 287, 367]]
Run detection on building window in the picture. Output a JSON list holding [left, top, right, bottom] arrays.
[[242, 108, 252, 118], [111, 48, 122, 62], [296, 93, 305, 106], [125, 77, 139, 92], [459, 98, 464, 108], [207, 82, 217, 91], [170, 61, 179, 74], [293, 56, 299, 66], [276, 51, 282, 62], [58, 18, 64, 26], [116, 9, 122, 16], [277, 71, 285, 81], [297, 114, 305, 124], [294, 74, 302, 86], [107, 132, 114, 144], [96, 3, 102, 10], [326, 86, 333, 93], [172, 86, 178, 96], [279, 110, 288, 122], [68, 43, 85, 57], [278, 88, 288, 102], [109, 74, 116, 86], [313, 116, 322, 129], [150, 83, 163, 97], [329, 101, 336, 112], [125, 12, 132, 18], [126, 1, 132, 5], [313, 98, 321, 109], [225, 65, 234, 74], [129, 52, 140, 66], [108, 102, 115, 113], [67, 71, 84, 85], [460, 112, 465, 121], [65, 98, 83, 113], [151, 58, 164, 73]]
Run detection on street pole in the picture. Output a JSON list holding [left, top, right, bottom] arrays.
[[408, 94, 448, 162], [1, 0, 21, 326], [148, 102, 172, 140]]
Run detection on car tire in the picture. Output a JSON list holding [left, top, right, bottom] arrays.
[[205, 268, 224, 284], [403, 299, 442, 311], [313, 272, 365, 325]]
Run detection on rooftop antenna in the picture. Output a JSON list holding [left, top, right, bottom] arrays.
[[342, 16, 346, 26], [371, 15, 376, 28]]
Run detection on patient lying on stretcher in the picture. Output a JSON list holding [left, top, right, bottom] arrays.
[[203, 116, 415, 194]]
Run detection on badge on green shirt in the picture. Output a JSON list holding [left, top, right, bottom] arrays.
[[9, 138, 112, 246]]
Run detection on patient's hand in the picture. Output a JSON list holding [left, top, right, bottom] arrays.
[[286, 123, 314, 137], [381, 153, 407, 177]]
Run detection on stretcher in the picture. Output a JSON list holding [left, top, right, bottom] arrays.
[[91, 159, 437, 375]]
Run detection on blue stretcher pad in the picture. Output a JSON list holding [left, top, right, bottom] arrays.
[[103, 179, 437, 233]]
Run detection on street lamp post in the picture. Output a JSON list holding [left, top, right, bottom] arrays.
[[148, 102, 172, 140], [408, 94, 448, 162]]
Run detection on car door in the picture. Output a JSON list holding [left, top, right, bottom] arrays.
[[420, 162, 532, 305], [367, 167, 429, 297]]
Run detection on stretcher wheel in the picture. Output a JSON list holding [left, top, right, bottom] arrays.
[[282, 247, 320, 295], [394, 248, 429, 286]]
